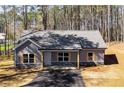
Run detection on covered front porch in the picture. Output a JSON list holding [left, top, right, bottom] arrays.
[[42, 50, 80, 69]]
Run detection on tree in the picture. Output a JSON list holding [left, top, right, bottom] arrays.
[[107, 5, 110, 44], [3, 5, 7, 55], [41, 5, 48, 30], [13, 5, 16, 47], [23, 5, 28, 30]]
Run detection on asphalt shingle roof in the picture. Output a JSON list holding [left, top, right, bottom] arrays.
[[18, 30, 107, 49]]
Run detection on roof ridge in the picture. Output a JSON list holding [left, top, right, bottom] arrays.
[[21, 30, 100, 37]]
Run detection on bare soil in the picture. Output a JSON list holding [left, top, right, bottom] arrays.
[[0, 61, 41, 87], [81, 43, 124, 87]]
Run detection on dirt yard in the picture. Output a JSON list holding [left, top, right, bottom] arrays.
[[81, 65, 124, 86], [81, 43, 124, 87], [0, 60, 41, 87], [105, 43, 124, 64]]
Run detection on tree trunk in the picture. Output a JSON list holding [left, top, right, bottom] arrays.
[[23, 5, 28, 30], [42, 6, 48, 30], [3, 6, 7, 55], [13, 6, 16, 47]]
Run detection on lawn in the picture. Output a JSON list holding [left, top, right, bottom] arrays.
[[0, 60, 41, 87], [0, 44, 14, 51], [81, 43, 124, 87]]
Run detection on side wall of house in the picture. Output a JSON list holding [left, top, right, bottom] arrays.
[[80, 49, 105, 66], [15, 42, 41, 68]]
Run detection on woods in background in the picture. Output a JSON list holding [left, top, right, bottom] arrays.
[[0, 5, 124, 56]]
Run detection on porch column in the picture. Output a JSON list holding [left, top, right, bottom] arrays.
[[77, 50, 80, 69], [41, 51, 44, 69]]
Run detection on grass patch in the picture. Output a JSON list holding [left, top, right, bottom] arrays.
[[0, 44, 14, 51]]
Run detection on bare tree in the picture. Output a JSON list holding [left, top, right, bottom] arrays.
[[3, 5, 7, 55], [41, 5, 48, 30], [23, 5, 28, 30], [13, 6, 16, 47]]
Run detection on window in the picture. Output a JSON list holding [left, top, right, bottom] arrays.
[[87, 52, 94, 62], [29, 54, 34, 63], [23, 54, 28, 63], [58, 52, 69, 62], [23, 54, 34, 63]]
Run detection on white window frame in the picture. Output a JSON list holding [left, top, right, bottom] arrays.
[[87, 52, 94, 62], [23, 53, 35, 64], [57, 52, 69, 62]]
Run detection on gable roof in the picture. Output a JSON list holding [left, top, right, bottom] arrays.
[[14, 38, 41, 50], [16, 30, 107, 50]]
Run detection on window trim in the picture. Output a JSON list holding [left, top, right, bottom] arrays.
[[57, 52, 69, 62], [87, 52, 94, 62], [23, 53, 35, 64]]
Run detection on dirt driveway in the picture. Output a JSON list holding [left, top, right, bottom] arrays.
[[23, 69, 85, 87]]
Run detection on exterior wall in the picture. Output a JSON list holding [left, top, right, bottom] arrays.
[[51, 52, 57, 62], [79, 49, 105, 66], [15, 42, 41, 68], [43, 51, 51, 66], [50, 52, 77, 62], [43, 49, 105, 67], [70, 52, 77, 62], [15, 43, 105, 68], [43, 51, 77, 66]]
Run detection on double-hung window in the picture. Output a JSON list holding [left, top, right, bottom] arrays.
[[58, 52, 69, 62], [23, 54, 34, 63]]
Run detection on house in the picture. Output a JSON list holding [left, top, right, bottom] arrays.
[[0, 33, 5, 43], [0, 33, 5, 47], [14, 30, 107, 69]]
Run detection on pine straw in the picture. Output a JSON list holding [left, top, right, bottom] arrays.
[[105, 43, 124, 64], [0, 60, 41, 87], [81, 65, 124, 87], [81, 43, 124, 87]]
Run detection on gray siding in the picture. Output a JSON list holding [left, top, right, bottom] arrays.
[[96, 50, 104, 64], [79, 49, 105, 65], [70, 52, 77, 62], [43, 51, 78, 66], [15, 41, 42, 68], [50, 51, 77, 62], [43, 50, 105, 66], [43, 51, 51, 66], [51, 52, 57, 62]]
